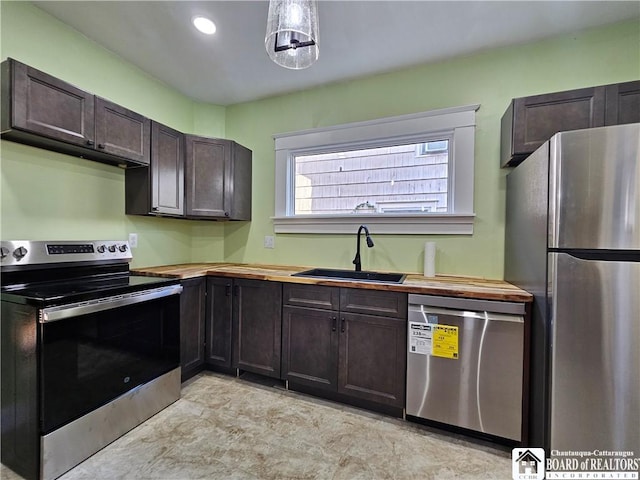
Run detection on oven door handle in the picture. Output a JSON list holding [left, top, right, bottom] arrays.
[[39, 284, 183, 323]]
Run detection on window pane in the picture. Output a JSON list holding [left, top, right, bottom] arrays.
[[294, 141, 449, 215]]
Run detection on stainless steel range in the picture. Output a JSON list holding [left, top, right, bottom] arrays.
[[0, 240, 183, 480]]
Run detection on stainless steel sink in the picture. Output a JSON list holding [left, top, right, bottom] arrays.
[[292, 268, 406, 284]]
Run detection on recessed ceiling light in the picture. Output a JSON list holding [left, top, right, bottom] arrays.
[[193, 16, 216, 35]]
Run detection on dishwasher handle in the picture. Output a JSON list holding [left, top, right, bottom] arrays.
[[408, 293, 525, 316], [408, 305, 524, 324]]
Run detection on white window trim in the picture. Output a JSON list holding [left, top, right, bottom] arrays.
[[273, 104, 479, 235]]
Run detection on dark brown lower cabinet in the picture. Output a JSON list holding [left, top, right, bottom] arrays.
[[282, 284, 407, 409], [205, 277, 233, 369], [205, 277, 282, 378], [338, 312, 406, 406], [233, 279, 282, 378], [180, 278, 206, 381], [282, 306, 338, 390]]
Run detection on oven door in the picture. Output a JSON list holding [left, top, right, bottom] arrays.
[[39, 284, 181, 434]]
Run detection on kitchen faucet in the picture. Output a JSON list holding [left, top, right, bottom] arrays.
[[352, 225, 374, 271]]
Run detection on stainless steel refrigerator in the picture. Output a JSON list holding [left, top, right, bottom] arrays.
[[505, 123, 639, 451]]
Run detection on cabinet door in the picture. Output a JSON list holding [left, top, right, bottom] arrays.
[[605, 80, 640, 126], [185, 136, 230, 218], [151, 121, 184, 216], [501, 87, 606, 167], [282, 306, 338, 390], [10, 59, 95, 147], [337, 313, 406, 408], [95, 97, 150, 164], [229, 142, 253, 221], [205, 277, 234, 368], [233, 279, 282, 378], [180, 278, 206, 381]]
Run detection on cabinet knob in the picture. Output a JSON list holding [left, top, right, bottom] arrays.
[[98, 144, 105, 149], [86, 140, 95, 146], [224, 212, 230, 217]]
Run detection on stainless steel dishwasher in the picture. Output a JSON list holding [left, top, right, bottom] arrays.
[[406, 294, 525, 441]]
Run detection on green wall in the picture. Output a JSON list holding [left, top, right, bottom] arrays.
[[223, 18, 640, 278], [0, 1, 226, 267], [1, 1, 638, 277]]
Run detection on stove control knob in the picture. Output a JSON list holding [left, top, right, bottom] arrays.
[[0, 247, 9, 259], [108, 245, 117, 253], [118, 244, 128, 252], [13, 246, 28, 259], [97, 245, 106, 253]]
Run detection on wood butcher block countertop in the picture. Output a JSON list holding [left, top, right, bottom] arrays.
[[132, 263, 532, 303]]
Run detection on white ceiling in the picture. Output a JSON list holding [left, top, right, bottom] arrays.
[[33, 1, 640, 106]]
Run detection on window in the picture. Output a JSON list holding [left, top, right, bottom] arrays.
[[294, 140, 450, 215], [273, 104, 479, 234]]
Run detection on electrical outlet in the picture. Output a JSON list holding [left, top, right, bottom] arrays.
[[129, 233, 138, 248], [264, 235, 275, 249]]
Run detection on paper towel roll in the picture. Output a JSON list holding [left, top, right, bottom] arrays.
[[424, 242, 436, 277]]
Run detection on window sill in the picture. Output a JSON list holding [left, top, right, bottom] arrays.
[[272, 214, 475, 235]]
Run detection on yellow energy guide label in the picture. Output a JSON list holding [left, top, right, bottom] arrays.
[[432, 325, 459, 359]]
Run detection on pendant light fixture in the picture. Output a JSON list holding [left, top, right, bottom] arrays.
[[265, 0, 319, 70]]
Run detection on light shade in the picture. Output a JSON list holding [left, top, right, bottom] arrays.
[[265, 0, 319, 70]]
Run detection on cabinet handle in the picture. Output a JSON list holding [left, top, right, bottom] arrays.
[[225, 284, 231, 296], [331, 316, 337, 332], [341, 318, 345, 333], [97, 143, 105, 149], [85, 140, 95, 146]]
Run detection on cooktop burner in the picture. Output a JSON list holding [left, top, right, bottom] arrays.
[[0, 240, 178, 307], [1, 274, 177, 306]]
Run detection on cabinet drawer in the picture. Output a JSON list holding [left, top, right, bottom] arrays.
[[283, 284, 339, 310], [340, 289, 407, 319]]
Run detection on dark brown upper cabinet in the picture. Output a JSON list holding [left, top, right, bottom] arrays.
[[500, 80, 639, 168], [125, 121, 184, 216], [126, 132, 252, 221], [185, 135, 252, 221], [94, 97, 150, 165], [1, 58, 150, 167], [500, 87, 605, 168], [151, 122, 185, 216], [604, 80, 640, 126]]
